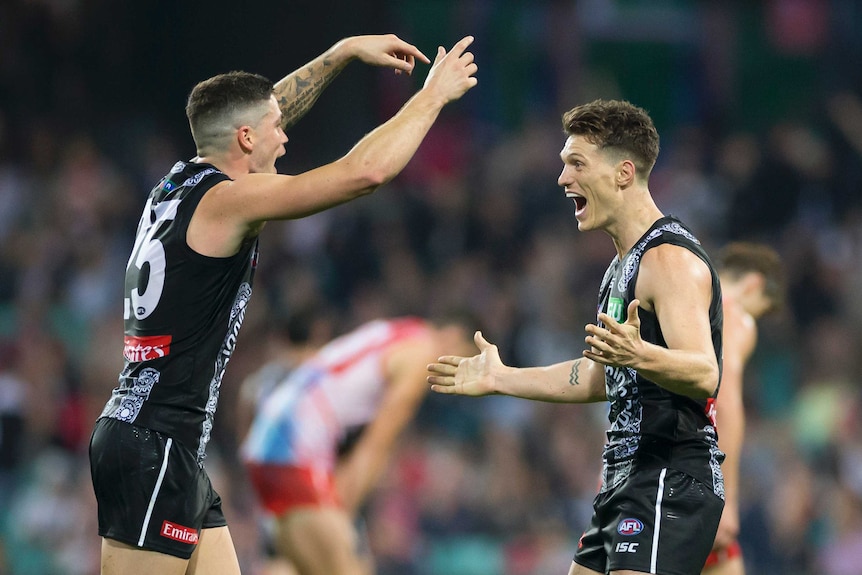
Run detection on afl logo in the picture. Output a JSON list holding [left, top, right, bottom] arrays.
[[617, 518, 644, 536]]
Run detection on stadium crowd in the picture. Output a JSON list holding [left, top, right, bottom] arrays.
[[1, 1, 862, 574]]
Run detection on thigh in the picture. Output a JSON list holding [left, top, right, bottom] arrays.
[[186, 526, 241, 575], [702, 556, 745, 575], [275, 508, 364, 575], [101, 537, 188, 575], [568, 560, 604, 575]]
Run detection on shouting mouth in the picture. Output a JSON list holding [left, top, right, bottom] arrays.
[[566, 191, 587, 215]]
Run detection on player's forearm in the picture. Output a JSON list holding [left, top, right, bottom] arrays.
[[273, 39, 354, 130], [493, 358, 606, 403], [336, 449, 382, 515], [336, 89, 445, 191], [337, 393, 420, 512], [633, 343, 719, 398], [336, 432, 402, 514]]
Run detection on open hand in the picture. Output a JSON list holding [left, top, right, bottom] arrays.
[[422, 35, 478, 104], [583, 299, 644, 368], [427, 331, 499, 396]]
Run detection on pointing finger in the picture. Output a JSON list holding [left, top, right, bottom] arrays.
[[407, 44, 431, 64], [449, 35, 475, 57]]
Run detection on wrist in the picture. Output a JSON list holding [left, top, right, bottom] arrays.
[[411, 86, 448, 113], [327, 37, 357, 66], [491, 365, 516, 396]]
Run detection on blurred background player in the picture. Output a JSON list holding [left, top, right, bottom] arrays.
[[703, 242, 785, 575], [241, 314, 476, 575], [235, 306, 334, 440]]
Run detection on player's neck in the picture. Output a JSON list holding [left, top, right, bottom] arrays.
[[609, 196, 664, 258], [193, 154, 250, 180]]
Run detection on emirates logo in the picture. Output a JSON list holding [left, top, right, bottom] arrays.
[[160, 520, 199, 544]]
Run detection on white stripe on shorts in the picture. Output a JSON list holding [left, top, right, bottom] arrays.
[[650, 467, 668, 573], [138, 437, 173, 546]]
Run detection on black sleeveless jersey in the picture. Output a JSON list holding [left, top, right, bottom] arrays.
[[99, 161, 259, 464], [596, 215, 725, 497]]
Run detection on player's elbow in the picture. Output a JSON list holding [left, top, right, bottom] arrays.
[[340, 160, 390, 197], [359, 167, 391, 192], [693, 363, 721, 399]]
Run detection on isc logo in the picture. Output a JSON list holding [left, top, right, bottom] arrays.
[[617, 518, 644, 535], [615, 541, 640, 553]]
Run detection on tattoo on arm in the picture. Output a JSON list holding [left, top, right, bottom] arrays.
[[568, 361, 580, 386], [274, 57, 347, 130]]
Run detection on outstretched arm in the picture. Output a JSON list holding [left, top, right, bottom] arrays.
[[228, 37, 475, 219], [191, 36, 477, 257], [428, 331, 607, 403], [274, 34, 430, 130]]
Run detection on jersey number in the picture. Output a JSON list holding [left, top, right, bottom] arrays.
[[124, 198, 181, 320]]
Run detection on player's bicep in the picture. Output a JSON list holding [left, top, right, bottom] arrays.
[[212, 165, 375, 225], [638, 246, 716, 354]]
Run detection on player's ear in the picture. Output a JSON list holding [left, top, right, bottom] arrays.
[[237, 126, 254, 154], [742, 271, 766, 295], [616, 159, 636, 187]]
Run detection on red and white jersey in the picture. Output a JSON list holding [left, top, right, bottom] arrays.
[[240, 317, 428, 469]]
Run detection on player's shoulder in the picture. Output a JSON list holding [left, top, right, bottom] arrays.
[[640, 242, 711, 280], [385, 325, 437, 363], [636, 244, 713, 311]]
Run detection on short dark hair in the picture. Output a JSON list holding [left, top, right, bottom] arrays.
[[718, 242, 785, 313], [185, 71, 274, 148], [562, 99, 660, 178], [269, 304, 332, 345]]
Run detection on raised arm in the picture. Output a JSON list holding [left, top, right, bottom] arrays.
[[189, 36, 477, 257], [246, 37, 475, 218], [274, 34, 430, 130], [584, 244, 720, 398], [428, 331, 607, 403]]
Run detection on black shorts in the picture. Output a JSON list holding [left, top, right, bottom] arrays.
[[574, 467, 723, 575], [89, 417, 226, 560]]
